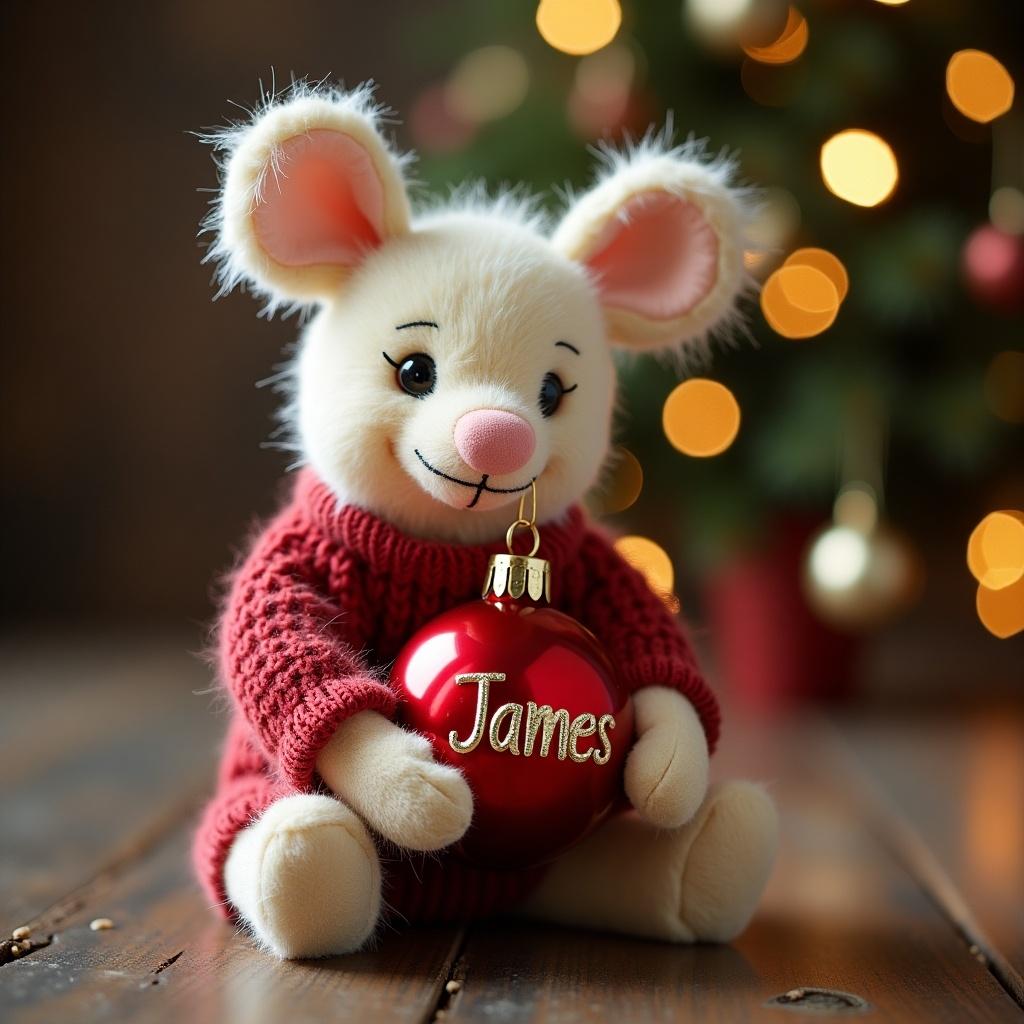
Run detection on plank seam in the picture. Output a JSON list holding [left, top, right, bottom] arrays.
[[823, 718, 1024, 1012], [3, 782, 211, 940]]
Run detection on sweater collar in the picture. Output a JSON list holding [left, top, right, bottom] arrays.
[[295, 469, 587, 578]]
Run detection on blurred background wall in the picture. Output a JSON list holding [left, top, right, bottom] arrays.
[[2, 0, 1020, 704]]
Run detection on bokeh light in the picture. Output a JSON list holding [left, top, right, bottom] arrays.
[[536, 0, 621, 55], [946, 50, 1015, 124], [614, 535, 675, 596], [962, 224, 1024, 312], [808, 525, 869, 592], [590, 446, 644, 515], [662, 379, 741, 457], [804, 520, 922, 630], [989, 187, 1024, 236], [742, 7, 808, 64], [569, 43, 635, 136], [873, 0, 910, 5], [784, 247, 849, 303], [977, 577, 1024, 638], [686, 0, 788, 50], [968, 511, 1024, 590], [446, 46, 530, 124], [408, 84, 477, 154], [984, 350, 1024, 424], [833, 482, 879, 533], [761, 264, 840, 339], [820, 129, 899, 207], [746, 187, 802, 260]]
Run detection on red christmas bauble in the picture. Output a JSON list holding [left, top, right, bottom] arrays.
[[393, 552, 634, 869]]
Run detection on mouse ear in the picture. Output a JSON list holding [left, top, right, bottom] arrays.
[[205, 85, 412, 310], [552, 140, 751, 354]]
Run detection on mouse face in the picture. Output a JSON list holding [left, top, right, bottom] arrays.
[[206, 85, 750, 542], [296, 216, 614, 540]]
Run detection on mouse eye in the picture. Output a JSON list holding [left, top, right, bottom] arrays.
[[539, 371, 576, 418], [385, 352, 437, 397]]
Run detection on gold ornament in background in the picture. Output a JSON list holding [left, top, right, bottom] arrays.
[[802, 484, 923, 631]]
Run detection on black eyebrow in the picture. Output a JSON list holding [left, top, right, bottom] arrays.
[[555, 340, 580, 355], [396, 320, 439, 330]]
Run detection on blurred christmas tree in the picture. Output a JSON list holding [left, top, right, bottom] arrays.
[[403, 0, 1023, 641]]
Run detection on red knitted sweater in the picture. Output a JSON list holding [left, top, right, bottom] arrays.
[[194, 470, 719, 922]]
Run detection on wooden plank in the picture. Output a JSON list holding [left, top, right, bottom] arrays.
[[440, 714, 1023, 1023], [0, 637, 222, 927], [0, 828, 462, 1024], [837, 708, 1024, 1001]]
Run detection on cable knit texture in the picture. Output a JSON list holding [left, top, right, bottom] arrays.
[[194, 469, 720, 923]]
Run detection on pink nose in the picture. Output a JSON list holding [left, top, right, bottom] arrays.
[[454, 409, 536, 476]]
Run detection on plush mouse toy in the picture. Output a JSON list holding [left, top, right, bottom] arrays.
[[193, 84, 778, 960]]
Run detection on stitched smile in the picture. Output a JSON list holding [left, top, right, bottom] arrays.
[[414, 449, 536, 509]]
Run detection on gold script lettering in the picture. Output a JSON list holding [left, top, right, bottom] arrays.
[[449, 673, 505, 754], [447, 673, 617, 764], [567, 713, 597, 763], [593, 713, 616, 765], [489, 703, 523, 755], [524, 702, 570, 760]]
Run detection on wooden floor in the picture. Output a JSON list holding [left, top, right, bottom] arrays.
[[2, 636, 1022, 1023]]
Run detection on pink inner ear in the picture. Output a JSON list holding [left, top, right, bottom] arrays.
[[586, 192, 719, 320], [252, 129, 386, 268]]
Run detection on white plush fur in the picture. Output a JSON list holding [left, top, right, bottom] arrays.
[[204, 84, 751, 542], [224, 794, 381, 959], [316, 710, 474, 851], [204, 84, 414, 311], [207, 83, 775, 958], [625, 686, 709, 828], [552, 136, 754, 355], [524, 782, 779, 943], [295, 213, 614, 541]]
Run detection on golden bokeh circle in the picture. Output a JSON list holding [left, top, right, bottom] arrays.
[[761, 265, 839, 339], [784, 247, 849, 303], [590, 447, 644, 515], [742, 7, 808, 65], [967, 510, 1024, 590], [820, 130, 899, 208], [536, 0, 622, 56], [977, 577, 1024, 638], [946, 50, 1015, 124], [614, 535, 675, 596], [663, 379, 742, 457]]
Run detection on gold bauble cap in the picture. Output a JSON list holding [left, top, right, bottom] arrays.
[[482, 553, 551, 604]]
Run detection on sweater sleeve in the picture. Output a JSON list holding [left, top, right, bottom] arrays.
[[576, 529, 721, 754], [219, 508, 398, 791]]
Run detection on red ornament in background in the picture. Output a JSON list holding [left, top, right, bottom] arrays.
[[962, 223, 1024, 313], [393, 497, 634, 869]]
